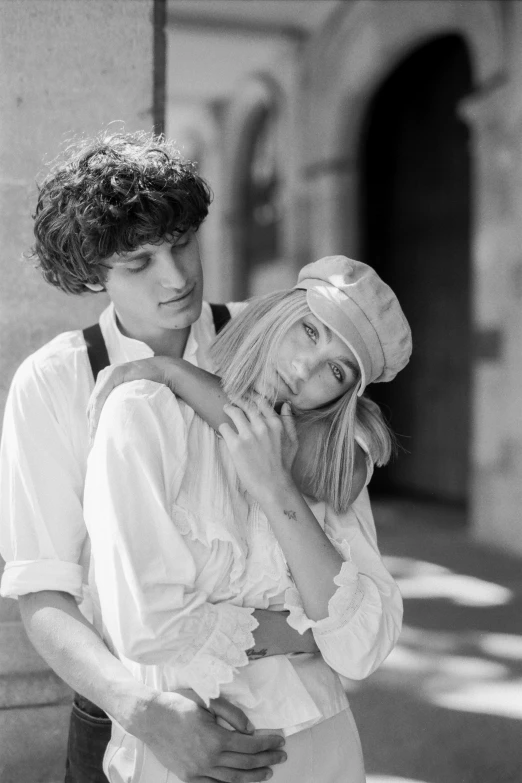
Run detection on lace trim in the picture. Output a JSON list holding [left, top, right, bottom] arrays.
[[172, 503, 249, 589], [241, 503, 292, 606], [179, 603, 258, 706], [284, 558, 361, 635]]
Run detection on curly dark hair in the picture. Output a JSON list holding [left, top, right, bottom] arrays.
[[30, 130, 212, 294]]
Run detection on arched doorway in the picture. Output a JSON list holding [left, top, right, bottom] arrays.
[[359, 35, 472, 507]]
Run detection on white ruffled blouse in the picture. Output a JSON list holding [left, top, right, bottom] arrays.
[[84, 379, 403, 737]]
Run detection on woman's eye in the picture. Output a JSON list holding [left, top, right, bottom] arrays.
[[330, 363, 344, 383], [304, 323, 318, 342]]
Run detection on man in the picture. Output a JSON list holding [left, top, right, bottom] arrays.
[[0, 131, 288, 783]]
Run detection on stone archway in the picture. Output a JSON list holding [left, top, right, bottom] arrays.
[[359, 34, 473, 505], [304, 0, 504, 257], [304, 0, 506, 526]]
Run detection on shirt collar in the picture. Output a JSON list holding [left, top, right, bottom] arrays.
[[98, 301, 213, 367]]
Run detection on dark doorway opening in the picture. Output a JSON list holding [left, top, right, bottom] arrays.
[[359, 35, 472, 511]]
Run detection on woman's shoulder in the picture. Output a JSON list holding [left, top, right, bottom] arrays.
[[106, 378, 171, 404], [99, 379, 186, 434]]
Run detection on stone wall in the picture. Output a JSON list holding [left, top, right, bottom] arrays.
[[0, 2, 154, 779]]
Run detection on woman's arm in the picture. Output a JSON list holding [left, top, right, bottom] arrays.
[[219, 400, 344, 623], [88, 357, 367, 504], [218, 400, 402, 678]]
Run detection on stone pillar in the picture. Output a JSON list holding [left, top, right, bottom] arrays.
[[305, 159, 360, 260], [460, 82, 522, 554], [0, 2, 154, 779]]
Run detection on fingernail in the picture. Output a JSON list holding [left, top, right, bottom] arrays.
[[246, 719, 255, 732], [276, 737, 286, 748], [264, 772, 273, 780]]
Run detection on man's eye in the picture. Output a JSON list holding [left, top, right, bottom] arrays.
[[304, 323, 318, 342], [127, 260, 150, 274], [330, 363, 344, 383], [173, 231, 192, 249]]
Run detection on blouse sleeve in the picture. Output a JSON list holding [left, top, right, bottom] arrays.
[[284, 489, 402, 680], [84, 380, 257, 705]]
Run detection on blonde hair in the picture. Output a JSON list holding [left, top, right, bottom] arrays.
[[211, 289, 395, 514]]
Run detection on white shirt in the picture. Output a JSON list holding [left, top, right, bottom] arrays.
[[0, 300, 244, 604], [84, 379, 403, 746]]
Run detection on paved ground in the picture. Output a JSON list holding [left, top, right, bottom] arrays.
[[352, 498, 522, 783], [2, 498, 521, 782]]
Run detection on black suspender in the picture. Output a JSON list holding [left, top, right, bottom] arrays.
[[82, 323, 110, 383], [209, 302, 231, 335], [83, 304, 231, 382]]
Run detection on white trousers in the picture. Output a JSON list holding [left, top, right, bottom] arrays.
[[268, 709, 366, 783], [105, 708, 366, 783]]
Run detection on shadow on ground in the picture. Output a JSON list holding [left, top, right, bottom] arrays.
[[349, 498, 522, 783]]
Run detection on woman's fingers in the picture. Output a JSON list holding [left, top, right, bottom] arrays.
[[280, 402, 298, 445], [221, 405, 251, 438], [233, 398, 268, 431], [248, 392, 281, 422]]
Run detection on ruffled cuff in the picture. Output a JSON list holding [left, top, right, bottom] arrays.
[[180, 603, 258, 705], [285, 558, 363, 636]]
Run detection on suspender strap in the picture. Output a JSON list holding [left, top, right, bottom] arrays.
[[83, 304, 230, 382], [210, 303, 231, 334], [82, 323, 110, 382]]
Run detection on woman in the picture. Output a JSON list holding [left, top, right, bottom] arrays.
[[84, 255, 411, 783]]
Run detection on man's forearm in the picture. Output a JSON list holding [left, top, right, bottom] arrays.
[[19, 590, 154, 732], [19, 591, 289, 781]]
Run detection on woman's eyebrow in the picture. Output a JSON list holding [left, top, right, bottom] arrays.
[[323, 324, 333, 343], [320, 323, 359, 375], [339, 356, 359, 375]]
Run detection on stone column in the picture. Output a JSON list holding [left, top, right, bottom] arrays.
[[460, 82, 522, 554], [0, 2, 154, 778]]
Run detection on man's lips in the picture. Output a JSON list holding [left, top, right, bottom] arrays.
[[160, 284, 195, 305]]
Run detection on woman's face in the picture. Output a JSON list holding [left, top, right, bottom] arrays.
[[258, 313, 360, 410]]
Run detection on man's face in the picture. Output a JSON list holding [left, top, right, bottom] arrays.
[[101, 230, 203, 342]]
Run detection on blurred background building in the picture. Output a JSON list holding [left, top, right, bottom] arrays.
[[1, 1, 521, 781]]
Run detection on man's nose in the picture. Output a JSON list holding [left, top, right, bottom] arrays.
[[158, 247, 187, 289]]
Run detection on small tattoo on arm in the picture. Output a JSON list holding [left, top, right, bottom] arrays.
[[247, 647, 268, 660], [283, 509, 297, 521]]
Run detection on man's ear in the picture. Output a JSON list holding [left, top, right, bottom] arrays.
[[85, 283, 105, 292]]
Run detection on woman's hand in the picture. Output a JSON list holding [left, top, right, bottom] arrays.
[[88, 357, 177, 441], [218, 398, 298, 504]]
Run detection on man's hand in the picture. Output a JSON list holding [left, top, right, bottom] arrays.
[[129, 689, 286, 782]]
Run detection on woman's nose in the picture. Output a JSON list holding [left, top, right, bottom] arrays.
[[291, 357, 312, 382]]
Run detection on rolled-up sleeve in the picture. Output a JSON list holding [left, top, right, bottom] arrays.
[[0, 354, 88, 600], [84, 381, 257, 705], [284, 489, 402, 680]]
